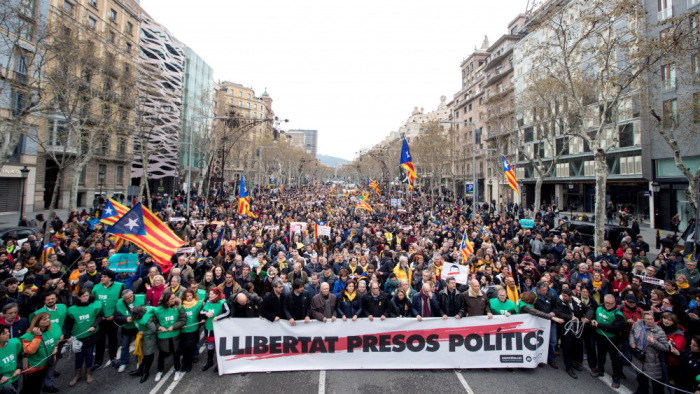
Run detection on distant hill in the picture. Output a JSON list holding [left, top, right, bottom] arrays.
[[317, 154, 350, 167]]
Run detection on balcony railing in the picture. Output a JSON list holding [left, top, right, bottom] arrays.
[[657, 7, 672, 21]]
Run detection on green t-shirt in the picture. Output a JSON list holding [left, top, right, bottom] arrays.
[[133, 306, 155, 341], [67, 301, 102, 339], [181, 301, 203, 333], [30, 304, 68, 330], [154, 306, 181, 339], [115, 294, 146, 330], [20, 326, 62, 368], [516, 300, 533, 314], [196, 289, 207, 302], [0, 338, 21, 386], [92, 282, 124, 317], [489, 298, 516, 315], [202, 300, 226, 331]]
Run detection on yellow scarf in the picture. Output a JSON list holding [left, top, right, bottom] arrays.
[[345, 291, 357, 302], [507, 286, 520, 304], [592, 280, 603, 289], [182, 299, 198, 309], [678, 282, 690, 290]]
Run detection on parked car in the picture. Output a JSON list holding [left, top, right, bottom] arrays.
[[0, 227, 42, 243], [549, 221, 633, 250]]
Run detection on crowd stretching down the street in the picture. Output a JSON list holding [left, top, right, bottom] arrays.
[[0, 183, 696, 393]]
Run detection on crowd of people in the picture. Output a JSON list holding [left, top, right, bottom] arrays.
[[0, 183, 696, 394]]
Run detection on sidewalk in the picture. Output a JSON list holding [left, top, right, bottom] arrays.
[[0, 207, 93, 227]]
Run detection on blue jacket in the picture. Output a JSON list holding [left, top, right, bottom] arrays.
[[333, 279, 347, 296], [411, 292, 442, 318], [336, 294, 363, 318]]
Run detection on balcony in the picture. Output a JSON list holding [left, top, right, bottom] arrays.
[[45, 144, 78, 155], [657, 7, 672, 21]]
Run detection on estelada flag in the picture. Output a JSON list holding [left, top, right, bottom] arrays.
[[460, 231, 474, 262], [369, 178, 381, 195], [101, 198, 129, 225], [400, 138, 416, 192], [237, 176, 257, 218], [105, 203, 184, 269], [356, 200, 373, 212], [502, 154, 520, 195]]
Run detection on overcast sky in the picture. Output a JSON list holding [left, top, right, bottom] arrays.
[[140, 0, 527, 161]]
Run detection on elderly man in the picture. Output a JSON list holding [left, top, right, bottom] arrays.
[[489, 289, 516, 316], [289, 262, 309, 286], [310, 282, 337, 323], [569, 263, 591, 287], [677, 260, 700, 289], [412, 282, 443, 321], [591, 294, 626, 389], [462, 279, 493, 318]]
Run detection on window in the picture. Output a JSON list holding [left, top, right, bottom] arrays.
[[663, 99, 678, 128], [11, 91, 27, 117], [117, 138, 126, 154], [661, 64, 676, 89], [247, 93, 251, 99], [116, 166, 124, 185], [239, 91, 242, 97], [692, 54, 699, 78], [253, 104, 257, 109], [108, 30, 116, 43], [63, 1, 74, 15], [229, 98, 233, 105], [126, 21, 133, 35], [88, 16, 97, 30], [15, 55, 28, 83], [246, 102, 250, 108], [109, 9, 117, 22], [19, 0, 35, 18], [694, 93, 700, 122], [89, 0, 98, 9], [100, 135, 110, 154], [125, 42, 132, 54], [618, 123, 639, 147], [17, 18, 33, 40], [238, 100, 242, 106], [657, 0, 672, 20]]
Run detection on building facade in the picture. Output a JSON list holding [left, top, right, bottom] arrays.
[[179, 46, 213, 190], [130, 12, 185, 197], [287, 129, 318, 158]]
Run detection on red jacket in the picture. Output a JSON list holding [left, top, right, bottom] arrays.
[[146, 283, 166, 306], [665, 325, 686, 366], [618, 304, 643, 338]]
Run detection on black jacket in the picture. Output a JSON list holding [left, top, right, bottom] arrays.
[[361, 291, 390, 318], [283, 290, 311, 320], [438, 288, 465, 317], [260, 292, 286, 322]]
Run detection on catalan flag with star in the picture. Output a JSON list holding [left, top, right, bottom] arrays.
[[105, 203, 184, 270], [237, 176, 257, 218], [502, 154, 520, 195], [369, 178, 381, 195], [400, 138, 416, 192], [356, 199, 373, 212], [460, 231, 474, 262], [100, 198, 129, 225]]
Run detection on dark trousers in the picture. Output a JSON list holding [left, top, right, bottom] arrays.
[[20, 367, 48, 394], [180, 331, 199, 372], [596, 334, 623, 381], [157, 350, 181, 373], [142, 353, 154, 374], [561, 333, 583, 369], [635, 372, 664, 394], [584, 330, 597, 369], [95, 319, 118, 365]]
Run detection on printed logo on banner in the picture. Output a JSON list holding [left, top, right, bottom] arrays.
[[500, 355, 524, 363]]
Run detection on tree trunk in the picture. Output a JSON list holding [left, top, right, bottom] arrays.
[[44, 169, 63, 241], [534, 174, 543, 218], [594, 152, 608, 253], [69, 156, 91, 211]]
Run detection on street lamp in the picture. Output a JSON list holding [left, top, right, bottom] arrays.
[[568, 181, 574, 220], [98, 170, 105, 200], [19, 166, 29, 220]]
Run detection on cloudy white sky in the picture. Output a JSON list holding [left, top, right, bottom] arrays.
[[140, 0, 528, 161]]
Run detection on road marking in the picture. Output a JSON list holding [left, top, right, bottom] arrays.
[[454, 370, 475, 394], [318, 370, 326, 394], [158, 332, 207, 394], [149, 367, 174, 394], [582, 364, 633, 394]]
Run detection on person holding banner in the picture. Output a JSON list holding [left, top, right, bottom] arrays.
[[153, 290, 186, 382], [65, 288, 102, 386], [362, 281, 390, 321], [438, 277, 464, 318], [336, 280, 362, 322], [310, 283, 337, 323], [463, 279, 493, 319], [284, 280, 311, 325], [114, 290, 144, 373], [412, 283, 442, 321], [179, 289, 203, 373], [91, 270, 123, 372], [200, 288, 229, 373]]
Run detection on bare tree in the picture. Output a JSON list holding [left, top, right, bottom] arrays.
[[0, 3, 52, 166], [522, 0, 681, 249]]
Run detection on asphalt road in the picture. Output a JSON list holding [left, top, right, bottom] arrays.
[[48, 342, 638, 394]]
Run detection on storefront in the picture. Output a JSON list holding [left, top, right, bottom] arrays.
[[0, 165, 35, 214]]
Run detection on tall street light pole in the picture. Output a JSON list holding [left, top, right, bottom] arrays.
[[19, 166, 29, 220], [258, 145, 278, 193]]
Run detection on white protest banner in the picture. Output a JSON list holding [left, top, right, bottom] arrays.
[[191, 220, 207, 227], [442, 262, 470, 285], [639, 275, 664, 287], [390, 198, 402, 207], [264, 225, 280, 231], [176, 247, 195, 254], [168, 217, 186, 222], [317, 226, 331, 237], [213, 315, 550, 374], [289, 222, 307, 240], [400, 225, 413, 231]]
